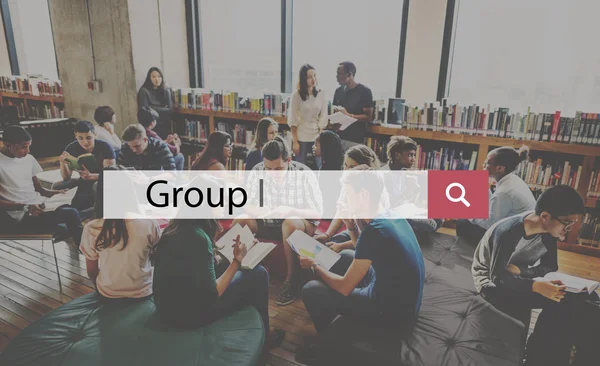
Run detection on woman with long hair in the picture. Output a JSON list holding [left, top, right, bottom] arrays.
[[152, 175, 285, 354], [288, 64, 328, 164], [79, 166, 161, 302], [245, 117, 278, 170], [312, 130, 344, 171], [191, 131, 233, 171], [137, 67, 173, 138]]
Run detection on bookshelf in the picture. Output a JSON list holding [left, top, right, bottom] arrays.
[[0, 91, 65, 120]]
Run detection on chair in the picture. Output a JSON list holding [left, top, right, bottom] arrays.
[[0, 233, 63, 293]]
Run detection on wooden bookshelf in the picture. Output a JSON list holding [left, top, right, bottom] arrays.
[[0, 91, 65, 120], [171, 108, 600, 257]]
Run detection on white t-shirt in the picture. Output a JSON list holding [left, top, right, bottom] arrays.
[[95, 126, 122, 151], [0, 153, 45, 220], [287, 90, 329, 142], [80, 219, 161, 299]]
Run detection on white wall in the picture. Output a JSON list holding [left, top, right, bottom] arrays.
[[128, 0, 189, 90], [0, 14, 11, 75], [401, 0, 448, 105]]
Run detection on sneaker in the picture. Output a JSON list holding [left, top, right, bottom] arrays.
[[276, 281, 296, 306], [295, 343, 318, 365]]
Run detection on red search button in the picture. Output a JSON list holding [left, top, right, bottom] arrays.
[[428, 170, 489, 219]]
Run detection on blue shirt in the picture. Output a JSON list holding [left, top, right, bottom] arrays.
[[65, 139, 115, 173], [245, 149, 262, 171], [355, 215, 425, 319]]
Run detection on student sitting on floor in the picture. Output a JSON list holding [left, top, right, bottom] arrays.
[[232, 136, 323, 306], [245, 117, 279, 171], [458, 145, 535, 246], [191, 131, 233, 171], [472, 185, 598, 366], [312, 130, 344, 171], [80, 166, 161, 303], [383, 135, 444, 233], [152, 175, 285, 354], [314, 144, 383, 253], [117, 124, 176, 170], [0, 126, 83, 247], [296, 165, 425, 364], [93, 106, 122, 155], [137, 106, 184, 170], [55, 120, 116, 212]]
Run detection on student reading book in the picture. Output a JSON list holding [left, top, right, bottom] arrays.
[[287, 229, 340, 270], [216, 223, 276, 270], [533, 272, 599, 294], [64, 153, 100, 172]]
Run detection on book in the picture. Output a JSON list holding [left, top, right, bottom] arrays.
[[534, 272, 599, 294], [328, 112, 358, 131], [286, 229, 340, 270], [42, 187, 78, 212], [65, 153, 100, 172], [216, 223, 276, 270]]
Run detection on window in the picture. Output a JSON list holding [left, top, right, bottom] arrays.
[[6, 0, 58, 79], [292, 0, 404, 100], [447, 0, 600, 116], [200, 0, 281, 94]]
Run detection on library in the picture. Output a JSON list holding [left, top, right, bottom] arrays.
[[1, 1, 599, 366]]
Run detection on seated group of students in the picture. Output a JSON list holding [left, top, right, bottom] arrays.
[[0, 108, 598, 365]]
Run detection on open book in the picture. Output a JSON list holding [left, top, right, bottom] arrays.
[[216, 223, 276, 270], [42, 187, 78, 212], [286, 230, 341, 270], [66, 153, 100, 173], [329, 112, 358, 131], [534, 272, 599, 294]]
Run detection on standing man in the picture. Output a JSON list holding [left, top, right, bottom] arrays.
[[332, 62, 374, 150]]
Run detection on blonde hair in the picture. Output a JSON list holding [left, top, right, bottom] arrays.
[[345, 144, 381, 169]]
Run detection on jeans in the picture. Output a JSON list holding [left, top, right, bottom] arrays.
[[302, 249, 379, 333], [407, 218, 442, 233], [295, 141, 314, 164], [331, 230, 351, 244], [0, 207, 83, 246], [174, 153, 184, 171]]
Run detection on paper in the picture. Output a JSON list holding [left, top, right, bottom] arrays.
[[42, 187, 78, 212], [329, 112, 358, 131], [286, 229, 341, 270], [216, 223, 275, 269], [36, 169, 80, 184], [534, 272, 600, 294]]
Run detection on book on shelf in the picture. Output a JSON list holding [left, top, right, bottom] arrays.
[[180, 118, 208, 141], [533, 272, 599, 294], [216, 121, 254, 146], [515, 158, 582, 191], [578, 212, 600, 248], [216, 223, 276, 270], [0, 75, 63, 96]]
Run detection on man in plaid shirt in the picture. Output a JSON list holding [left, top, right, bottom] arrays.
[[233, 136, 323, 306]]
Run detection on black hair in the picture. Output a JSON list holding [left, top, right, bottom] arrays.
[[318, 131, 344, 171], [94, 106, 115, 126], [262, 135, 290, 161], [142, 67, 165, 90], [137, 106, 159, 128], [3, 126, 31, 144], [387, 135, 417, 162], [535, 185, 584, 217], [298, 64, 319, 101], [339, 61, 356, 77], [191, 131, 231, 169], [489, 145, 529, 173], [74, 120, 95, 134]]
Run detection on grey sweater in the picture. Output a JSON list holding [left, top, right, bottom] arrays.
[[472, 211, 558, 295]]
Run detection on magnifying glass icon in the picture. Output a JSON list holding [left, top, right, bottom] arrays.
[[446, 182, 471, 207]]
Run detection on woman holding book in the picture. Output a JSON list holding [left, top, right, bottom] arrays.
[[137, 67, 173, 139], [191, 131, 233, 171], [245, 117, 278, 171], [288, 64, 329, 165], [457, 145, 535, 246], [80, 166, 161, 303], [152, 175, 285, 354], [312, 130, 344, 171]]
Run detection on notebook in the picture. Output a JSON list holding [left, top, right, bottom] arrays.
[[217, 223, 276, 270], [534, 272, 600, 294], [286, 229, 341, 270], [42, 187, 78, 212], [328, 112, 358, 131]]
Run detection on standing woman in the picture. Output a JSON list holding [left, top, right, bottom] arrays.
[[191, 131, 233, 171], [245, 117, 279, 171], [138, 67, 173, 139], [288, 64, 329, 164]]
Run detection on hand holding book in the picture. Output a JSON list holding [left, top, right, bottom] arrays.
[[232, 234, 247, 264]]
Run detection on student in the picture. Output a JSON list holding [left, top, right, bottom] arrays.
[[314, 144, 382, 253], [245, 117, 278, 171], [137, 107, 184, 170], [117, 124, 176, 170], [80, 166, 160, 302], [312, 130, 344, 171], [232, 136, 323, 306], [190, 131, 233, 171], [56, 120, 116, 211], [458, 146, 535, 246], [297, 165, 425, 364], [288, 64, 328, 164], [383, 135, 444, 233], [331, 61, 374, 150], [472, 185, 597, 366], [152, 175, 285, 353], [0, 126, 83, 246], [93, 106, 122, 153], [137, 67, 172, 138]]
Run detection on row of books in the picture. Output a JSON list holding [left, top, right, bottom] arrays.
[[7, 101, 65, 120], [178, 119, 208, 141], [172, 88, 292, 117], [216, 122, 254, 146], [578, 213, 600, 248], [0, 75, 63, 96], [586, 168, 600, 198], [515, 159, 582, 190], [379, 99, 600, 146]]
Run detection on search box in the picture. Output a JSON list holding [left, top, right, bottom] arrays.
[[428, 170, 489, 219]]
